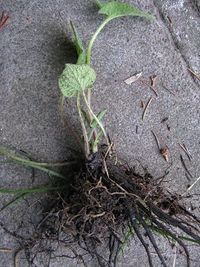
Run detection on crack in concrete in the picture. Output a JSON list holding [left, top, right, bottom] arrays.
[[152, 0, 200, 89]]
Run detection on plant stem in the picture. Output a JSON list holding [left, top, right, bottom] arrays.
[[86, 17, 112, 104], [77, 93, 90, 157], [85, 87, 97, 143], [82, 90, 110, 148], [86, 17, 111, 65], [84, 17, 112, 153]]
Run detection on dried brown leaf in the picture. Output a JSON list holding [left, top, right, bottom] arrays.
[[160, 147, 170, 162], [124, 72, 142, 85], [150, 75, 157, 88], [178, 143, 192, 161]]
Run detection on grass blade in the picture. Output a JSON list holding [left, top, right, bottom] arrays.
[[0, 186, 63, 194], [90, 109, 107, 129], [0, 146, 66, 179]]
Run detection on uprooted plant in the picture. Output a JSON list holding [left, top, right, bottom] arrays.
[[1, 1, 200, 267]]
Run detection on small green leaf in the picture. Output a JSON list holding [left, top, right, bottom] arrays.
[[95, 0, 104, 8], [70, 21, 84, 56], [59, 64, 96, 97], [92, 131, 103, 151], [90, 109, 107, 128], [88, 109, 107, 142], [0, 146, 66, 179], [77, 53, 87, 65], [70, 21, 86, 64], [99, 1, 154, 20]]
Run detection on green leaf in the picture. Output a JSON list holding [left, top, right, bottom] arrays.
[[99, 1, 154, 20], [0, 186, 63, 194], [70, 21, 84, 56], [92, 131, 103, 151], [90, 109, 107, 128], [77, 53, 87, 65], [88, 109, 106, 142], [95, 0, 104, 8], [0, 146, 66, 179], [70, 21, 86, 64], [59, 64, 96, 97]]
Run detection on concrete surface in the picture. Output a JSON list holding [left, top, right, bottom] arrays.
[[0, 0, 200, 266]]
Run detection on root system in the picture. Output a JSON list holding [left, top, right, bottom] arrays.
[[12, 147, 200, 267]]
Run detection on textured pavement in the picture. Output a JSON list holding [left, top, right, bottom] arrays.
[[0, 0, 200, 266]]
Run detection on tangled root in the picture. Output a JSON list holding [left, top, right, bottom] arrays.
[[6, 149, 200, 267]]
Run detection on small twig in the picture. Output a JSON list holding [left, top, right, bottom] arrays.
[[151, 130, 161, 150], [0, 12, 9, 31], [36, 207, 56, 229], [180, 155, 193, 179], [103, 158, 110, 178], [89, 212, 106, 218], [150, 74, 157, 88], [142, 97, 153, 121], [188, 68, 200, 81], [138, 79, 158, 96], [178, 143, 192, 161], [104, 142, 114, 160], [151, 131, 169, 161], [162, 83, 176, 97], [182, 176, 200, 196], [166, 16, 172, 26], [101, 154, 111, 181], [14, 248, 23, 267], [140, 100, 145, 109], [0, 248, 13, 253]]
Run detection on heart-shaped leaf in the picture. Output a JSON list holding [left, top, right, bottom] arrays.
[[99, 1, 154, 20], [59, 64, 96, 97], [70, 21, 86, 64]]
